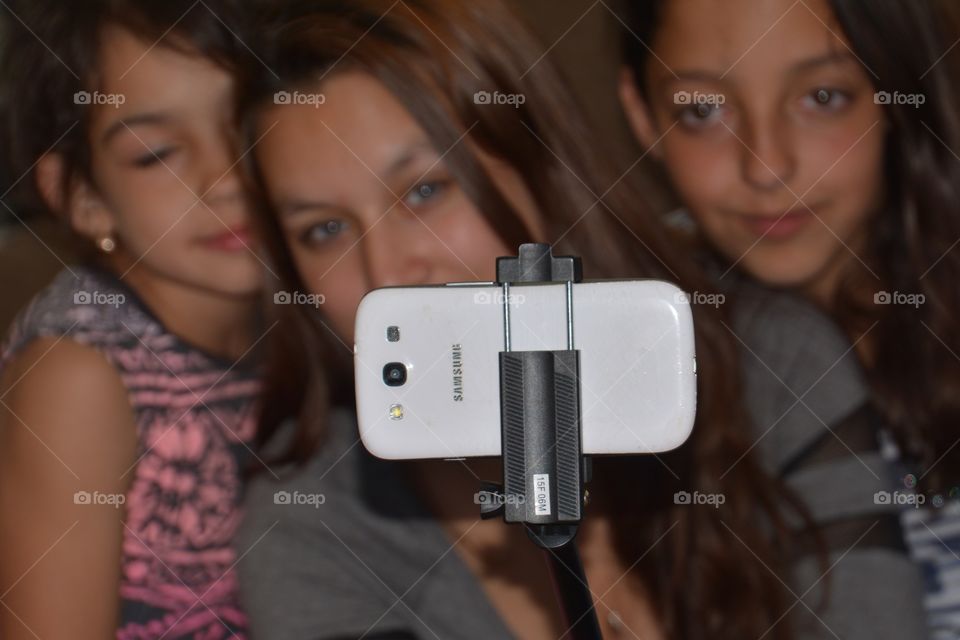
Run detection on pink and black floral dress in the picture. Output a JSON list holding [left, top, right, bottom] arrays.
[[1, 265, 261, 639]]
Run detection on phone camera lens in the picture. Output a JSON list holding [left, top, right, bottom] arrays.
[[382, 362, 407, 387]]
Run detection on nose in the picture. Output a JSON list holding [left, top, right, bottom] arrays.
[[739, 114, 797, 192], [199, 132, 248, 216], [361, 217, 434, 289]]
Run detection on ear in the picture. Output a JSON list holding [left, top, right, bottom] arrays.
[[36, 153, 115, 244], [618, 66, 663, 160]]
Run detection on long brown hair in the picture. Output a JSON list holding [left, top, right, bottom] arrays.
[[240, 1, 813, 637], [623, 0, 960, 494]]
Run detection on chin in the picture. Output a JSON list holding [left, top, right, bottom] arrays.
[[205, 263, 264, 292], [752, 272, 814, 291], [188, 272, 262, 299], [737, 256, 824, 292], [217, 279, 264, 298]]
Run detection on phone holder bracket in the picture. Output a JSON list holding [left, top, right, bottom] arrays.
[[477, 243, 591, 546], [474, 243, 602, 639]]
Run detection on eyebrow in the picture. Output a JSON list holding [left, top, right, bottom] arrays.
[[383, 140, 436, 177], [279, 199, 340, 217], [101, 113, 172, 146], [278, 140, 440, 218], [786, 51, 860, 76], [669, 51, 860, 83]]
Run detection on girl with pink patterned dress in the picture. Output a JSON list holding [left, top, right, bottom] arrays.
[[0, 2, 264, 638]]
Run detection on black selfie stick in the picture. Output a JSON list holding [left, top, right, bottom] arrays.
[[476, 243, 603, 640]]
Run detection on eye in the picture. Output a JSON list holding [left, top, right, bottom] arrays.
[[132, 148, 175, 168], [300, 219, 348, 246], [678, 102, 725, 128], [403, 179, 449, 208], [802, 87, 850, 111]]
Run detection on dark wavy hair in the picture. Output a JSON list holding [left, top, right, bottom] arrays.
[[239, 1, 818, 638], [623, 0, 960, 494]]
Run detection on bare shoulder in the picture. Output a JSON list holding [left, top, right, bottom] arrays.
[[0, 338, 140, 638], [0, 335, 137, 481]]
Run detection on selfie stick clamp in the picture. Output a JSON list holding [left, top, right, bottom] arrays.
[[477, 243, 602, 639]]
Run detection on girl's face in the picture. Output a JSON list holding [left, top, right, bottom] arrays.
[[621, 0, 887, 300], [255, 72, 542, 344], [75, 26, 261, 297]]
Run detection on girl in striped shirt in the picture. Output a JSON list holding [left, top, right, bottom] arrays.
[[620, 0, 960, 635]]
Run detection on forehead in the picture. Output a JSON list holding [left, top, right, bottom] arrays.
[[257, 73, 430, 187], [86, 25, 233, 139], [95, 25, 231, 98], [652, 0, 850, 75]]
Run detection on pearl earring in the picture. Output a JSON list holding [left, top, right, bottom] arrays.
[[98, 236, 117, 253]]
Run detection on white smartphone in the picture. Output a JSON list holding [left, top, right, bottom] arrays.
[[353, 280, 697, 460]]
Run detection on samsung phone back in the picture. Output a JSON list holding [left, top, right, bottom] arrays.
[[354, 280, 697, 459]]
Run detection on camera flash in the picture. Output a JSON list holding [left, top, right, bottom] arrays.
[[389, 404, 404, 420], [386, 326, 400, 342]]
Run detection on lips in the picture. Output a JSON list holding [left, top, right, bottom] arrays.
[[197, 225, 253, 251], [740, 209, 814, 240]]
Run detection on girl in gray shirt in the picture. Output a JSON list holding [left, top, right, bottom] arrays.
[[234, 0, 925, 637]]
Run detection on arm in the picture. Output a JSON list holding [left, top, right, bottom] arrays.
[[782, 409, 928, 640], [732, 288, 927, 639], [0, 338, 138, 639]]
